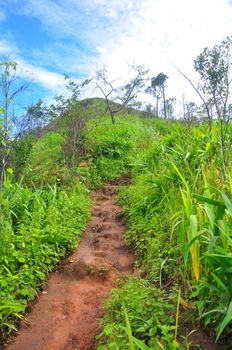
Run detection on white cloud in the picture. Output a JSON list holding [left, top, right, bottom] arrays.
[[4, 0, 232, 106], [0, 40, 16, 56], [17, 60, 66, 93], [0, 40, 66, 95], [96, 0, 232, 103]]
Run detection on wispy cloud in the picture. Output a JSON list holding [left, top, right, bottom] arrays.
[[18, 60, 66, 93], [2, 0, 232, 104], [9, 0, 140, 50], [30, 42, 97, 78], [0, 39, 66, 96], [94, 0, 232, 101], [0, 39, 16, 56]]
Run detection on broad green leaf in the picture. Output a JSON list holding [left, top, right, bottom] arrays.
[[210, 187, 232, 217], [211, 272, 227, 291], [123, 304, 135, 350], [188, 215, 200, 281], [132, 337, 151, 350], [193, 193, 223, 207], [216, 301, 232, 341]]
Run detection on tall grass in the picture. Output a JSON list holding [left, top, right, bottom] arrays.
[[0, 177, 90, 335], [117, 119, 232, 343]]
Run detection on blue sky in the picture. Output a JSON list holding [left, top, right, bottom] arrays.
[[1, 0, 232, 109]]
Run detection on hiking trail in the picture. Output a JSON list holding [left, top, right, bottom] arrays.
[[5, 180, 134, 350], [4, 179, 224, 350]]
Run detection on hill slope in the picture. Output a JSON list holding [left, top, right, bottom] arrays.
[[1, 110, 232, 348]]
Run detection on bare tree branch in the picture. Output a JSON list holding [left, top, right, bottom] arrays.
[[174, 65, 212, 131], [95, 64, 149, 123]]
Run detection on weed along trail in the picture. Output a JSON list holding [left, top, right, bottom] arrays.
[[5, 181, 134, 350]]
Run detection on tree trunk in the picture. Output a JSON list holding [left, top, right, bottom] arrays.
[[162, 87, 167, 118], [0, 98, 8, 192], [156, 97, 159, 117], [0, 160, 5, 190], [0, 142, 7, 193], [110, 110, 116, 124]]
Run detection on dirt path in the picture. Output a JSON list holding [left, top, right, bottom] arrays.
[[5, 182, 134, 350]]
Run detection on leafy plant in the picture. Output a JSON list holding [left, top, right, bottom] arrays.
[[96, 277, 176, 349], [0, 178, 90, 334]]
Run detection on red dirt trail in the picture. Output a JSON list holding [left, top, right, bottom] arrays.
[[3, 180, 225, 350], [5, 182, 134, 350]]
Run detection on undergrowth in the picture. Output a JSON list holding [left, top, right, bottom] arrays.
[[117, 120, 232, 345], [1, 112, 232, 348], [96, 277, 178, 350], [0, 179, 90, 337], [0, 115, 151, 340]]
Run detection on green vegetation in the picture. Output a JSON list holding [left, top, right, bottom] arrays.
[[0, 112, 152, 340], [0, 179, 90, 335], [1, 111, 232, 347], [1, 36, 232, 348], [96, 277, 178, 350], [116, 119, 232, 346], [24, 131, 68, 186], [82, 117, 152, 187]]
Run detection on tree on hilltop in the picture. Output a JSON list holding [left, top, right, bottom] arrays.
[[146, 72, 168, 118], [95, 64, 149, 124]]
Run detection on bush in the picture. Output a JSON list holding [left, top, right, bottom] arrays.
[[96, 277, 176, 349], [0, 179, 90, 334]]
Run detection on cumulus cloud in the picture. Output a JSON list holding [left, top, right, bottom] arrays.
[[96, 0, 232, 102], [3, 0, 232, 103]]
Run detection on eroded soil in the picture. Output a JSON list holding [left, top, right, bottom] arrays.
[[3, 180, 226, 350], [5, 182, 134, 350]]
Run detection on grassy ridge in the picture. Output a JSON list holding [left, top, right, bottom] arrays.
[[1, 113, 232, 347], [0, 115, 151, 340]]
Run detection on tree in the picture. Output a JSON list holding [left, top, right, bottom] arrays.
[[175, 67, 213, 131], [24, 100, 51, 132], [194, 36, 232, 123], [0, 61, 30, 190], [7, 100, 53, 179], [194, 36, 232, 179], [48, 76, 91, 166], [143, 102, 156, 116], [185, 101, 198, 125], [145, 82, 162, 117], [165, 97, 176, 119], [227, 103, 232, 121], [180, 96, 199, 127], [95, 64, 149, 124], [175, 37, 232, 180], [147, 73, 168, 118]]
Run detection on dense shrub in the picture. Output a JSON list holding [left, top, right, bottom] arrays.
[[0, 179, 90, 333], [96, 277, 177, 349]]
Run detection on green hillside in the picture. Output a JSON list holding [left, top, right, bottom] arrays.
[[1, 5, 232, 349], [1, 105, 232, 348]]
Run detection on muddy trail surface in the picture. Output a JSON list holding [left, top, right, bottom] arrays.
[[5, 181, 134, 350]]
